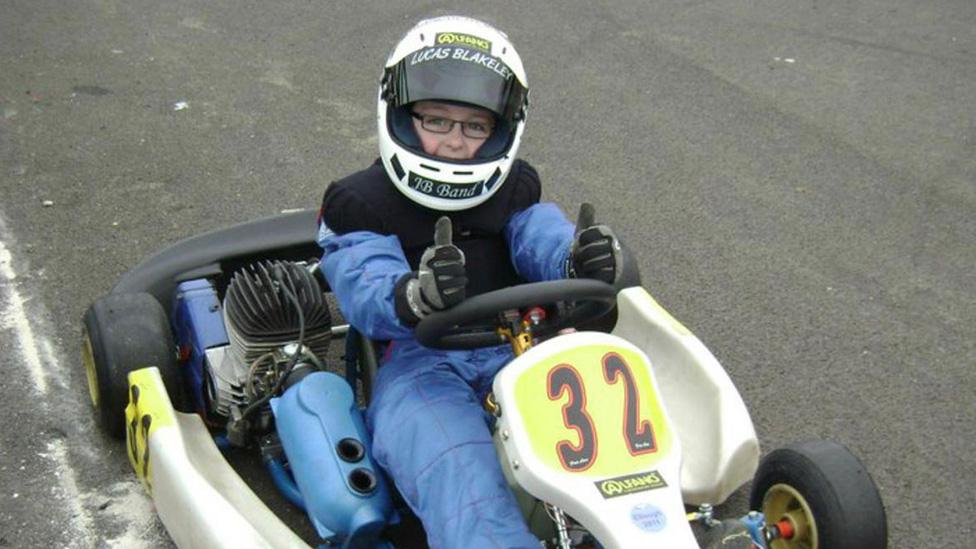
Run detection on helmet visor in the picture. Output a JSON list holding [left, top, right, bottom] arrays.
[[386, 45, 528, 123]]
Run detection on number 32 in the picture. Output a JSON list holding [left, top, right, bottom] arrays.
[[547, 353, 656, 472]]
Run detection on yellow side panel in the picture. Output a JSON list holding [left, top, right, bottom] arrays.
[[125, 367, 177, 493]]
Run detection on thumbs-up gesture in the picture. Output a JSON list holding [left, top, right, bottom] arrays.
[[569, 203, 622, 285], [395, 217, 468, 324]]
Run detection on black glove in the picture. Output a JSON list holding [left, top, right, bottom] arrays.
[[569, 203, 623, 285], [395, 216, 467, 325]]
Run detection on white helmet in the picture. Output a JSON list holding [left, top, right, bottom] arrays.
[[377, 16, 529, 211]]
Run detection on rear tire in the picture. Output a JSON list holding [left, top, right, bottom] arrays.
[[749, 439, 887, 549], [82, 292, 182, 438]]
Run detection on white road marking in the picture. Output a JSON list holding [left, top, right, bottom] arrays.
[[0, 216, 100, 545], [1, 216, 169, 547], [0, 239, 49, 394], [99, 481, 161, 548], [46, 439, 96, 548]]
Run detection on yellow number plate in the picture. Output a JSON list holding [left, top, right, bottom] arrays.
[[513, 343, 671, 477]]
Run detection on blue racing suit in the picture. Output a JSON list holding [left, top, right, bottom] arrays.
[[318, 160, 574, 548]]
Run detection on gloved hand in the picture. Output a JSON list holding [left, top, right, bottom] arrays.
[[395, 216, 467, 325], [569, 203, 623, 285]]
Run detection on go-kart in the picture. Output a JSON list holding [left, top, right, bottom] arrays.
[[81, 210, 888, 548]]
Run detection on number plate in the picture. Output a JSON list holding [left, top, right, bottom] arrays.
[[512, 343, 672, 477]]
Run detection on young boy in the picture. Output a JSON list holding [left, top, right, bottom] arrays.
[[318, 16, 623, 547]]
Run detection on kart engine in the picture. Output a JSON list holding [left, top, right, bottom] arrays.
[[207, 260, 332, 425]]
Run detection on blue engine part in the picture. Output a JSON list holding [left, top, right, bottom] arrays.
[[171, 279, 229, 412], [271, 372, 396, 547], [265, 457, 307, 511]]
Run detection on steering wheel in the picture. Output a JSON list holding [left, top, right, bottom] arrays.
[[415, 279, 617, 350]]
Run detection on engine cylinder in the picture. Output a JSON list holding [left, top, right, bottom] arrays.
[[208, 260, 332, 417], [224, 260, 332, 365]]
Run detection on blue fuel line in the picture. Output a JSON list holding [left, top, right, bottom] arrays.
[[266, 457, 307, 511]]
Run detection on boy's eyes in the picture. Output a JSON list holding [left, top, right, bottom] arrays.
[[426, 117, 453, 129], [425, 117, 489, 129], [413, 112, 494, 138]]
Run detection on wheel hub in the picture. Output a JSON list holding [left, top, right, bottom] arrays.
[[81, 330, 99, 407], [763, 482, 818, 549]]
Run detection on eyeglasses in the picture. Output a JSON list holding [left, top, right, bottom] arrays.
[[410, 112, 494, 139]]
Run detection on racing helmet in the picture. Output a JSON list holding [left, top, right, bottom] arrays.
[[378, 16, 529, 211]]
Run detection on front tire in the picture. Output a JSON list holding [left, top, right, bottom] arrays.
[[82, 292, 182, 438], [749, 440, 887, 549]]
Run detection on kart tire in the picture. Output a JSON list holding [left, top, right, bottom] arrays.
[[749, 439, 887, 549], [82, 292, 183, 439]]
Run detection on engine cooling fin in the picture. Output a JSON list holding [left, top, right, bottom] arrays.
[[224, 260, 332, 348]]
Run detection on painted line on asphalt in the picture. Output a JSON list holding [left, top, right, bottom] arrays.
[[0, 215, 98, 545], [46, 438, 96, 548], [0, 238, 50, 395]]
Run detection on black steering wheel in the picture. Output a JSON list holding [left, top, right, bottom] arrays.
[[415, 279, 617, 350]]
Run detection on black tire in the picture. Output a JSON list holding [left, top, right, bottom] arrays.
[[749, 440, 887, 549], [82, 292, 183, 439]]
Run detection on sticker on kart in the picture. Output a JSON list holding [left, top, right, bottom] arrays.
[[124, 367, 176, 493], [514, 343, 672, 477]]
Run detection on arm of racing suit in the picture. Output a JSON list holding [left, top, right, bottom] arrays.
[[317, 222, 415, 341], [504, 202, 575, 282]]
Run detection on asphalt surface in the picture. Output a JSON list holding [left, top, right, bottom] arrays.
[[1, 0, 974, 547]]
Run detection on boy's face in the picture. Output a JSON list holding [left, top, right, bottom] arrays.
[[411, 101, 495, 160]]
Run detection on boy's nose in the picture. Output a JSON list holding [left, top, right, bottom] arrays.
[[443, 124, 465, 146]]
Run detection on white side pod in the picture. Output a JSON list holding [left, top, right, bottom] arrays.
[[611, 287, 759, 504], [126, 367, 310, 549]]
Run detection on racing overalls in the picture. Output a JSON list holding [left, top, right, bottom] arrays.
[[318, 158, 574, 548]]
